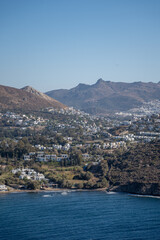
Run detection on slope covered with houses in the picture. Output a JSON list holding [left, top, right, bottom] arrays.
[[0, 104, 160, 195]]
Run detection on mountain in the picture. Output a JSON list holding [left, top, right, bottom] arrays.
[[0, 85, 66, 112], [46, 79, 160, 115]]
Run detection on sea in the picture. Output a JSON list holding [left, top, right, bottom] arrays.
[[0, 191, 160, 240]]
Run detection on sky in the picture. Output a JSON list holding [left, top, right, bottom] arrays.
[[0, 0, 160, 92]]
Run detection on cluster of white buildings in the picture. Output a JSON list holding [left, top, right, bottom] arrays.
[[12, 168, 45, 181], [103, 141, 127, 149], [1, 111, 46, 127], [0, 185, 8, 191], [35, 143, 70, 151], [114, 134, 135, 142], [139, 131, 160, 137], [47, 107, 90, 118], [116, 100, 160, 118], [113, 132, 159, 143], [46, 107, 102, 136], [23, 152, 69, 162], [84, 126, 100, 135]]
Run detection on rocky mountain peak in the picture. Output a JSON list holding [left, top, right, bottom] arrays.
[[0, 84, 66, 111], [22, 86, 42, 96], [95, 78, 110, 86], [96, 78, 105, 84], [22, 85, 51, 101]]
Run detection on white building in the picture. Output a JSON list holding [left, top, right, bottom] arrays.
[[24, 155, 30, 161], [0, 185, 8, 191]]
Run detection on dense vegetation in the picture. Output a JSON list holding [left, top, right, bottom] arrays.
[[106, 140, 160, 195]]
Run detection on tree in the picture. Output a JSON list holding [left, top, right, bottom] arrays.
[[60, 180, 72, 188], [75, 182, 84, 189], [96, 178, 109, 188], [84, 171, 93, 180], [84, 179, 97, 189], [70, 152, 82, 166], [99, 160, 109, 176], [26, 180, 41, 190]]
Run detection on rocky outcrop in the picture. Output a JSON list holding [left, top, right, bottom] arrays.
[[112, 182, 160, 196]]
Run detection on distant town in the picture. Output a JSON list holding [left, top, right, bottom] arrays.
[[0, 103, 160, 193]]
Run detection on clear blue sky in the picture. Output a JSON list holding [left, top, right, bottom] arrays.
[[0, 0, 160, 92]]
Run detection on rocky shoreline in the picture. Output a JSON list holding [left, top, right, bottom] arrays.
[[1, 183, 160, 197], [0, 187, 108, 194], [111, 182, 160, 197]]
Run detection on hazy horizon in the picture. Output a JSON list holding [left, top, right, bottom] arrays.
[[1, 78, 160, 93]]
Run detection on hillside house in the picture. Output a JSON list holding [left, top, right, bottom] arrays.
[[0, 185, 8, 191]]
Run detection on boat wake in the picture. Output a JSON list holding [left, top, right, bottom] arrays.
[[43, 194, 52, 197], [106, 191, 117, 194], [61, 191, 68, 195]]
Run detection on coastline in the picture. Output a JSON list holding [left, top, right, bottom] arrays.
[[1, 188, 160, 199], [1, 186, 160, 198], [0, 187, 108, 194]]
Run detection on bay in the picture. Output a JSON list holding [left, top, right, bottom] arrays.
[[0, 191, 160, 240]]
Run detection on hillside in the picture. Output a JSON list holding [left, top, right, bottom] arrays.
[[46, 79, 160, 115], [0, 85, 66, 112], [108, 140, 160, 195]]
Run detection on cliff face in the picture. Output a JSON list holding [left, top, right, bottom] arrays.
[[112, 182, 160, 196]]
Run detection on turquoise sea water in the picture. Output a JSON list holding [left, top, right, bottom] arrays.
[[0, 191, 160, 240]]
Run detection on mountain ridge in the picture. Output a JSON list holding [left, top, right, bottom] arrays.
[[0, 84, 66, 112], [46, 79, 160, 115]]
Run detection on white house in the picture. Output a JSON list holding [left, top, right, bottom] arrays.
[[23, 155, 30, 161], [36, 156, 47, 162], [0, 185, 8, 191]]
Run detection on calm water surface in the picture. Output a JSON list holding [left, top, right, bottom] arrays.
[[0, 191, 160, 240]]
